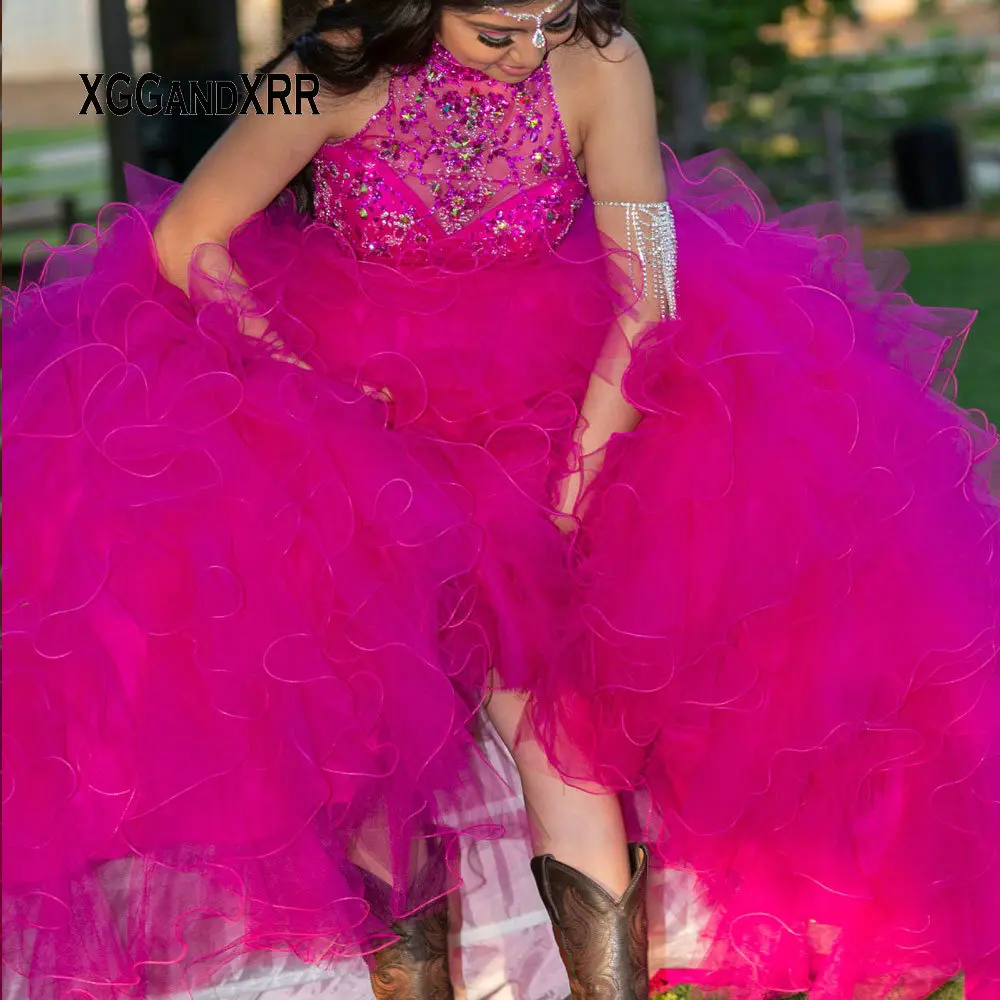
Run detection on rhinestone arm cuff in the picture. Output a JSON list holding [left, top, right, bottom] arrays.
[[593, 200, 678, 321]]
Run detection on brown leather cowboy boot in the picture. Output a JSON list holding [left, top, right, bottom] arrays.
[[368, 903, 454, 1000], [531, 843, 650, 1000]]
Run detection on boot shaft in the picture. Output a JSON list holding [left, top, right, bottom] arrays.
[[368, 905, 454, 1000], [531, 843, 650, 1000]]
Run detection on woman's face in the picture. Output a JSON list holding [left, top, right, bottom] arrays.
[[437, 0, 579, 83]]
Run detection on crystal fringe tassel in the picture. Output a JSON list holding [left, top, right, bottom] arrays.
[[593, 200, 679, 321]]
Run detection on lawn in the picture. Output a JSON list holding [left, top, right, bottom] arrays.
[[900, 238, 1000, 418], [652, 980, 963, 1000], [2, 123, 105, 153], [2, 124, 110, 261]]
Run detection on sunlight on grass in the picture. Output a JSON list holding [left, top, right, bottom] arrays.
[[3, 123, 104, 152], [900, 239, 1000, 417], [650, 976, 964, 1000]]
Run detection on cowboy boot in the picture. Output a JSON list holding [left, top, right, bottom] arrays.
[[368, 902, 454, 1000], [531, 843, 649, 1000]]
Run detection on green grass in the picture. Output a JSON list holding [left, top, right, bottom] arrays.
[[2, 123, 104, 153], [3, 126, 110, 262], [651, 975, 964, 1000], [3, 228, 72, 262], [899, 238, 1000, 418]]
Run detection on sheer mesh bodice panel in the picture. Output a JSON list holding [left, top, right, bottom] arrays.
[[311, 41, 588, 263]]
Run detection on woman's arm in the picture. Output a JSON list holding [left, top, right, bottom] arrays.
[[152, 52, 344, 293], [555, 33, 673, 527]]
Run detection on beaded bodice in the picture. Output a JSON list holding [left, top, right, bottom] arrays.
[[310, 41, 588, 263]]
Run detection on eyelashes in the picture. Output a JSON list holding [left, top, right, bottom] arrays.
[[477, 12, 576, 49], [547, 13, 577, 32], [478, 33, 514, 48]]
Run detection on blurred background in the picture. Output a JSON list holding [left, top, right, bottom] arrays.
[[2, 0, 998, 413]]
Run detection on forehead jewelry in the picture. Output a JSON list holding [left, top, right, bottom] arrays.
[[488, 1, 565, 49]]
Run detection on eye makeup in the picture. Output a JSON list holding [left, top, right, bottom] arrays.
[[474, 2, 578, 50]]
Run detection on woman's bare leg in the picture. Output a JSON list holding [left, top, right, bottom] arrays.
[[484, 688, 632, 897]]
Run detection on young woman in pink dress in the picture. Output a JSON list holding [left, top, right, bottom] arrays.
[[3, 2, 998, 998]]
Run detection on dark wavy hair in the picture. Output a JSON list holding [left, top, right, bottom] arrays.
[[257, 0, 625, 214]]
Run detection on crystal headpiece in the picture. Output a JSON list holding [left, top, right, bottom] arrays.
[[487, 1, 566, 49]]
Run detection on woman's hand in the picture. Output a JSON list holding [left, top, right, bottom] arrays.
[[240, 310, 313, 370], [189, 242, 314, 371]]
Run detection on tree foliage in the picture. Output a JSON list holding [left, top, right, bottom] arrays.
[[629, 0, 850, 77], [625, 0, 991, 212], [628, 0, 859, 153]]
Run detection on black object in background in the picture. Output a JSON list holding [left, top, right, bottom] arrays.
[[142, 0, 241, 182], [137, 75, 241, 181], [891, 119, 967, 213]]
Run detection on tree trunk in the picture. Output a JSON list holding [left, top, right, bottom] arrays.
[[668, 51, 710, 160], [143, 0, 241, 180], [146, 0, 240, 77], [822, 103, 850, 204], [97, 0, 142, 201]]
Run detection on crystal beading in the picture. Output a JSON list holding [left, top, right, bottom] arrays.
[[310, 40, 586, 263]]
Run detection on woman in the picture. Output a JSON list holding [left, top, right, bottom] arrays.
[[3, 1, 998, 998]]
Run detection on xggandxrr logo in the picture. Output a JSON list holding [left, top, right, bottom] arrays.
[[79, 73, 321, 116]]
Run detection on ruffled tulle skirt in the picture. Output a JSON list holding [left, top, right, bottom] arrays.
[[3, 150, 999, 1000]]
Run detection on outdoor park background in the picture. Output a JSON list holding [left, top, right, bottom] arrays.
[[2, 0, 999, 423]]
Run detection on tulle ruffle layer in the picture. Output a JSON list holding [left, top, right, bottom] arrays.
[[3, 151, 999, 1000], [527, 149, 1000, 999], [1, 174, 600, 1000]]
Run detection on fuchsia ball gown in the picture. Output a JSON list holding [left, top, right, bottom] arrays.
[[3, 40, 999, 1000]]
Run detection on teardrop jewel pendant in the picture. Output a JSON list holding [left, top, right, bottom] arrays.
[[488, 2, 558, 49]]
